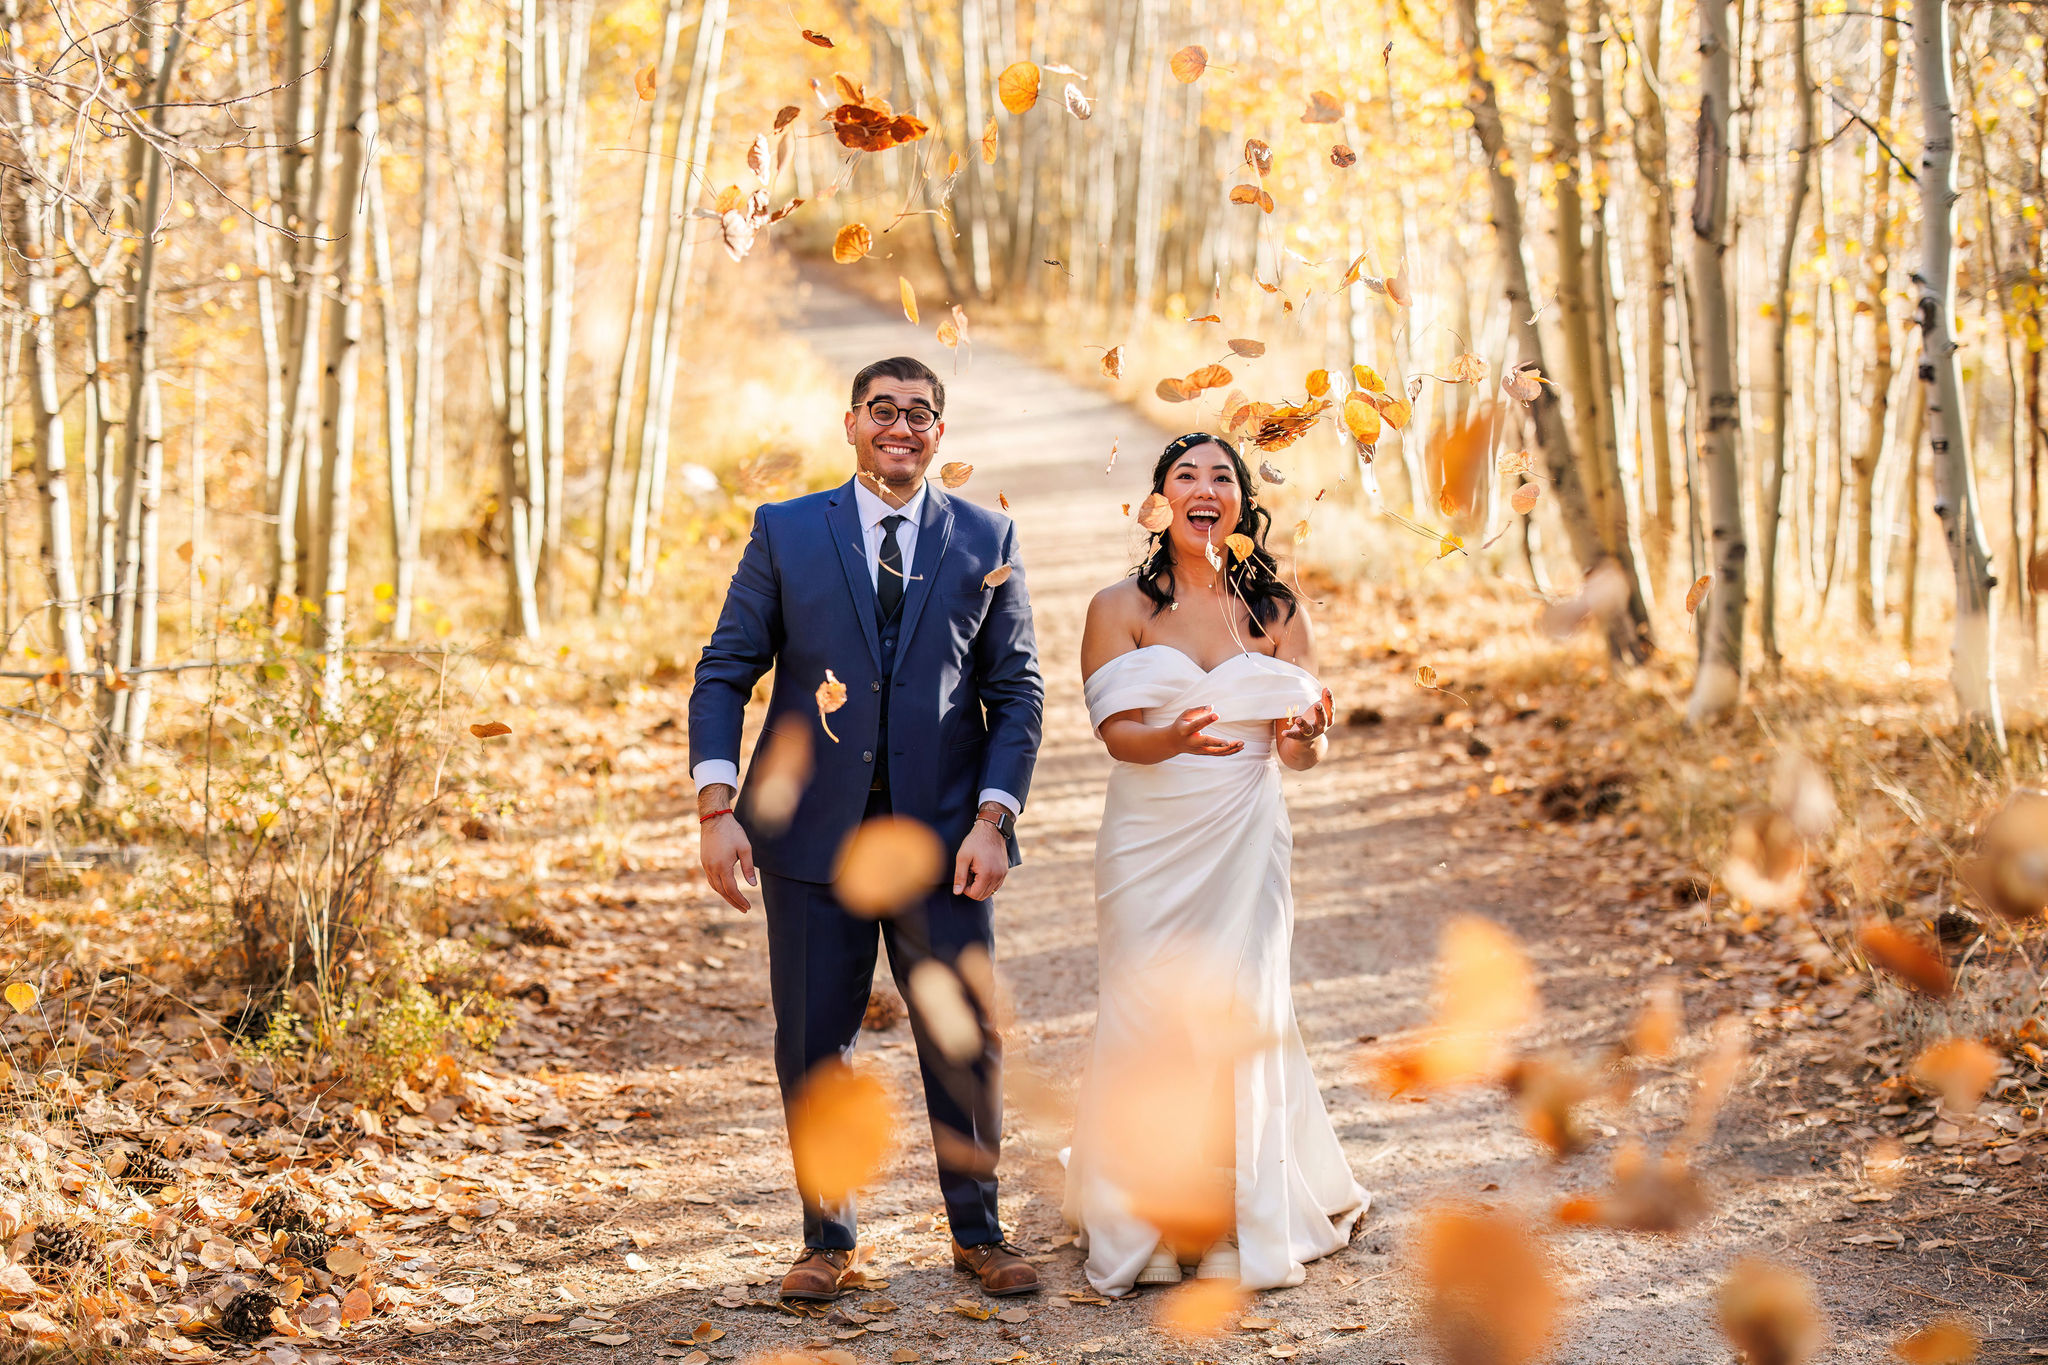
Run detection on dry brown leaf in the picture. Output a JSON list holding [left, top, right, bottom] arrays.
[[1155, 1280, 1249, 1338], [1185, 363, 1232, 391], [1101, 345, 1123, 379], [1330, 143, 1357, 167], [1910, 1037, 1998, 1113], [832, 223, 873, 264], [1302, 89, 1345, 123], [998, 61, 1040, 113], [1449, 352, 1489, 383], [1892, 1319, 1980, 1365], [1136, 493, 1173, 533], [789, 1061, 894, 1205], [1857, 921, 1953, 998], [835, 816, 945, 918], [1502, 362, 1547, 403], [802, 28, 835, 47], [983, 564, 1014, 589], [1228, 338, 1266, 358], [1681, 1017, 1749, 1148], [980, 116, 999, 164], [747, 133, 771, 181], [1244, 138, 1273, 176], [1156, 377, 1194, 403], [1718, 1259, 1825, 1365], [1685, 573, 1714, 613], [1511, 483, 1541, 515], [469, 721, 512, 739], [1063, 83, 1092, 119], [899, 277, 919, 324], [1257, 458, 1285, 484], [774, 104, 802, 132], [939, 461, 972, 489], [1503, 1052, 1600, 1159], [1630, 979, 1682, 1061], [1555, 1140, 1710, 1232], [1229, 184, 1275, 214], [324, 1245, 368, 1277], [828, 101, 928, 152], [1169, 44, 1208, 83], [816, 669, 848, 742], [1417, 1204, 1560, 1365], [633, 64, 657, 100]]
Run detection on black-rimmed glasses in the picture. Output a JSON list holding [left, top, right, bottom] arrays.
[[857, 398, 940, 431]]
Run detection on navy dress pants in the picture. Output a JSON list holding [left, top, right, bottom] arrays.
[[760, 791, 1004, 1250]]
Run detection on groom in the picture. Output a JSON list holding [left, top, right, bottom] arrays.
[[688, 356, 1045, 1300]]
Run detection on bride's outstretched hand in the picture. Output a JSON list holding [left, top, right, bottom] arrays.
[[1282, 688, 1336, 744], [1171, 706, 1245, 757]]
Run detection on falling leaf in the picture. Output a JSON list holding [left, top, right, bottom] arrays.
[[749, 723, 812, 835], [1511, 483, 1541, 514], [1436, 532, 1465, 559], [1168, 44, 1209, 82], [3, 984, 35, 1014], [998, 61, 1041, 113], [802, 29, 835, 47], [1105, 439, 1119, 472], [1305, 369, 1331, 398], [1960, 790, 2048, 921], [1244, 138, 1274, 176], [1302, 89, 1345, 123], [1225, 533, 1254, 562], [634, 64, 657, 100], [897, 276, 919, 324], [1185, 364, 1232, 391], [1387, 273, 1413, 307], [1343, 392, 1382, 447], [1204, 540, 1223, 571], [746, 133, 773, 182], [1717, 1259, 1825, 1365], [828, 99, 929, 152], [1257, 459, 1285, 484], [1892, 1319, 1980, 1365], [1156, 1280, 1249, 1339], [1417, 664, 1439, 688], [1631, 979, 1682, 1061], [470, 721, 512, 739], [832, 223, 873, 264], [1417, 1204, 1560, 1365], [1101, 345, 1123, 379], [998, 490, 1010, 509], [1555, 1140, 1710, 1232], [790, 1061, 895, 1206], [1293, 518, 1310, 544], [1228, 338, 1266, 358], [1449, 352, 1489, 383], [1857, 921, 1952, 998], [836, 815, 945, 918], [774, 104, 802, 132], [1064, 83, 1092, 119], [1686, 574, 1714, 613], [1911, 1037, 1998, 1113], [1155, 377, 1194, 403], [1136, 493, 1174, 533], [983, 564, 1014, 588], [1372, 393, 1413, 429], [1502, 362, 1547, 403], [936, 321, 961, 348], [816, 669, 848, 742], [907, 961, 983, 1063], [1187, 313, 1223, 323], [980, 116, 999, 164], [940, 462, 973, 488], [1330, 144, 1357, 167], [1229, 184, 1275, 214]]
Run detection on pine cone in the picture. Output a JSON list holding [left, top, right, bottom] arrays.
[[116, 1146, 174, 1191], [26, 1223, 93, 1268], [250, 1187, 320, 1235], [278, 1229, 336, 1262], [220, 1290, 282, 1342]]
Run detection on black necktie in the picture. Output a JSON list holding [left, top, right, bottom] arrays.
[[877, 514, 907, 622]]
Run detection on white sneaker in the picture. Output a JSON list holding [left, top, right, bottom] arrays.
[[1194, 1240, 1239, 1281], [1135, 1244, 1182, 1286]]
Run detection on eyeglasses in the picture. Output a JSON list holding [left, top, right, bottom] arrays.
[[857, 398, 939, 432]]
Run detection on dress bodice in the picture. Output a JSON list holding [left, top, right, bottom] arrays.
[[1083, 645, 1321, 757]]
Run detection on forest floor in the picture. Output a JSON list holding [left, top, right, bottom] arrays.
[[8, 275, 2043, 1365], [323, 276, 2045, 1365]]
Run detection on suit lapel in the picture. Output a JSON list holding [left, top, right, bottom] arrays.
[[896, 483, 954, 654], [825, 481, 882, 668]]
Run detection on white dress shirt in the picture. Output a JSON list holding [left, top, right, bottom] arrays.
[[692, 477, 1022, 820]]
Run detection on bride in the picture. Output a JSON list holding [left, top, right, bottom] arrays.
[[1062, 431, 1369, 1297]]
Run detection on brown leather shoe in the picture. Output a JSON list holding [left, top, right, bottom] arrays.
[[779, 1247, 851, 1301], [952, 1239, 1041, 1297]]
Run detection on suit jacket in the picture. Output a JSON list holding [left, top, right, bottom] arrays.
[[687, 477, 1045, 884]]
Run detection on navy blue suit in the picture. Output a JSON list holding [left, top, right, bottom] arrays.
[[688, 477, 1044, 1249]]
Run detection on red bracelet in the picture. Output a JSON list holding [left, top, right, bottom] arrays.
[[698, 808, 734, 823]]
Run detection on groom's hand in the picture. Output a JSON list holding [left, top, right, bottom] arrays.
[[954, 813, 1009, 901], [698, 784, 757, 912]]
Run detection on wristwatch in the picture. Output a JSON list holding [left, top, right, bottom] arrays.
[[977, 806, 1016, 840]]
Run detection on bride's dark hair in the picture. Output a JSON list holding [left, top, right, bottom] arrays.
[[1135, 432, 1298, 637]]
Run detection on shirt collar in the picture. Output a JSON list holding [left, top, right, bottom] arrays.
[[852, 477, 927, 533]]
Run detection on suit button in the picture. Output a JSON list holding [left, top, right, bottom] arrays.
[[871, 680, 880, 692], [862, 750, 874, 763]]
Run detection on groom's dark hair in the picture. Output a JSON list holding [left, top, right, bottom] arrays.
[[851, 356, 946, 416]]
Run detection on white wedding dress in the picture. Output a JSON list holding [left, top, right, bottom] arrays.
[[1062, 645, 1368, 1297]]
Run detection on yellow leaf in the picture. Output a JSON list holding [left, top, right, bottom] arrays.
[[3, 983, 35, 1014], [1436, 532, 1465, 559], [899, 277, 918, 324], [1305, 369, 1330, 398], [1225, 533, 1255, 562], [1352, 363, 1386, 393], [940, 461, 972, 488], [980, 116, 999, 164], [1342, 391, 1381, 445], [998, 61, 1041, 114], [832, 223, 872, 264], [1418, 663, 1440, 688]]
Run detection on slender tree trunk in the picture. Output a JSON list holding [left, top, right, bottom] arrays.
[[1454, 0, 1632, 657], [1911, 0, 2003, 755], [1687, 0, 1746, 722], [1632, 0, 1678, 587], [367, 158, 408, 617], [1901, 388, 1926, 652], [236, 4, 286, 501], [958, 0, 997, 298], [311, 0, 376, 705], [89, 284, 116, 621], [539, 0, 588, 621], [1757, 0, 1814, 669], [595, 0, 684, 614], [1852, 0, 1900, 632], [499, 0, 542, 638], [397, 16, 441, 643]]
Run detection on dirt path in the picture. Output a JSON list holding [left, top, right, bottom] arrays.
[[369, 275, 2043, 1365]]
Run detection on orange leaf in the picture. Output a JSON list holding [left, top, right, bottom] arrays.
[[998, 61, 1040, 113], [788, 1061, 895, 1204], [1511, 483, 1540, 514], [1155, 1280, 1247, 1339], [1351, 363, 1385, 393], [1301, 89, 1344, 123], [1185, 364, 1232, 392], [1425, 404, 1494, 526], [802, 28, 835, 47], [1101, 345, 1123, 379], [633, 64, 657, 100], [835, 815, 945, 918], [1685, 574, 1714, 613], [1169, 45, 1208, 83], [1910, 1037, 1998, 1113], [1227, 338, 1265, 358], [939, 461, 972, 488], [469, 721, 512, 739], [1330, 143, 1357, 168], [1342, 392, 1381, 446], [1856, 921, 1953, 997], [1893, 1319, 1980, 1365], [1136, 493, 1173, 532], [1305, 368, 1331, 398], [1417, 1205, 1560, 1365], [983, 563, 1014, 588], [815, 669, 848, 742], [1225, 532, 1255, 562], [1374, 393, 1412, 429], [899, 277, 918, 324], [1717, 1260, 1825, 1365], [1155, 377, 1194, 403], [832, 223, 873, 264], [980, 116, 999, 164]]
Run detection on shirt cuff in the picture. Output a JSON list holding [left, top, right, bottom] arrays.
[[693, 760, 741, 793], [977, 788, 1022, 817]]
